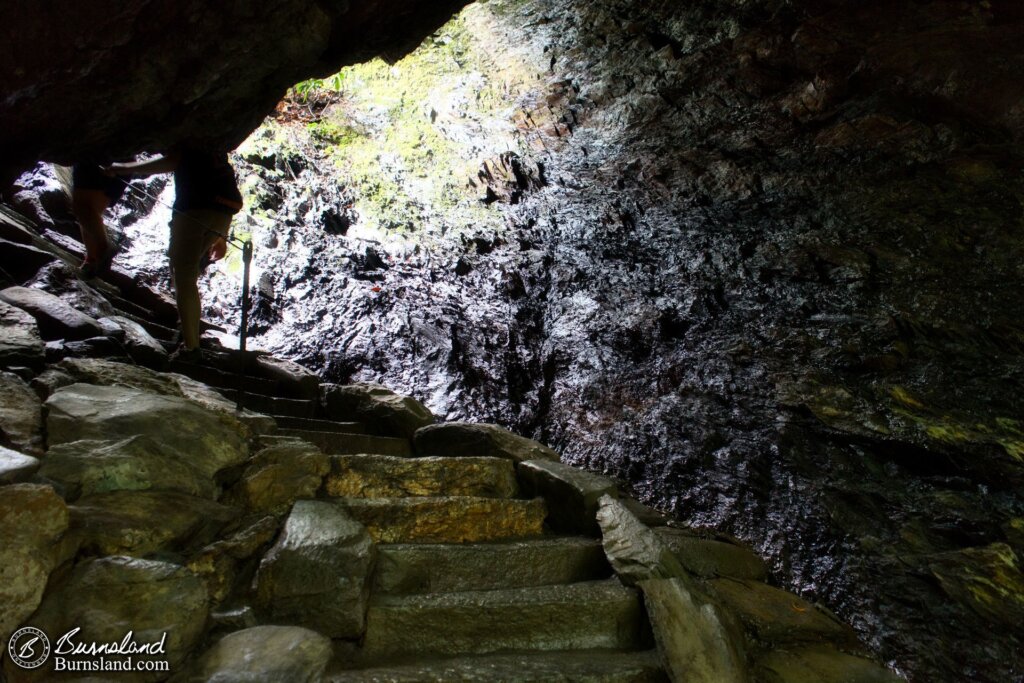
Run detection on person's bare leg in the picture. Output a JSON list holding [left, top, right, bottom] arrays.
[[71, 189, 111, 262], [168, 210, 231, 350]]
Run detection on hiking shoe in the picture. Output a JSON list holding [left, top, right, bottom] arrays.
[[78, 248, 115, 279], [169, 345, 204, 364]]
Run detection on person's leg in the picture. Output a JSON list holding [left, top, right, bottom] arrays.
[[168, 210, 231, 350], [71, 188, 112, 264]]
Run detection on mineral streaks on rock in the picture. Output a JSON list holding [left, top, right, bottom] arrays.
[[70, 489, 239, 556], [337, 495, 548, 544], [325, 453, 519, 499]]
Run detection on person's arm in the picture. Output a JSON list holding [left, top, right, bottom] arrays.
[[105, 151, 181, 177]]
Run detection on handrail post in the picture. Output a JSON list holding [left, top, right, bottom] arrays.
[[236, 239, 254, 412]]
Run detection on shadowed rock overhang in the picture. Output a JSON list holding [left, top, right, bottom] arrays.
[[0, 0, 471, 176]]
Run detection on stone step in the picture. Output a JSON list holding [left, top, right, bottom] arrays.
[[279, 429, 411, 456], [168, 360, 280, 397], [335, 496, 547, 544], [359, 581, 647, 660], [221, 391, 319, 419], [272, 415, 365, 434], [374, 537, 611, 595], [326, 649, 668, 683], [106, 296, 171, 332], [325, 455, 518, 500]]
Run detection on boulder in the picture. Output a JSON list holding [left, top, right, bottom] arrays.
[[0, 483, 68, 541], [595, 494, 688, 585], [323, 383, 434, 438], [0, 238, 56, 284], [96, 316, 126, 339], [12, 556, 208, 682], [594, 493, 751, 681], [0, 286, 103, 341], [756, 644, 903, 683], [641, 578, 748, 683], [51, 336, 125, 361], [0, 371, 43, 455], [519, 459, 618, 535], [54, 358, 276, 435], [225, 440, 329, 513], [5, 163, 69, 228], [0, 444, 40, 484], [187, 515, 281, 603], [103, 315, 169, 365], [255, 354, 320, 400], [414, 422, 559, 463], [27, 366, 75, 399], [40, 436, 216, 501], [654, 527, 768, 581], [185, 626, 332, 683], [0, 299, 45, 367], [208, 605, 259, 633], [256, 500, 376, 638], [71, 490, 239, 556], [0, 484, 70, 644], [46, 383, 249, 480], [708, 578, 856, 646]]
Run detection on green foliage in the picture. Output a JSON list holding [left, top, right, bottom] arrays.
[[290, 72, 346, 102], [240, 0, 545, 245]]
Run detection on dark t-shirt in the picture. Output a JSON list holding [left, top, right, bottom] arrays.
[[173, 150, 243, 214]]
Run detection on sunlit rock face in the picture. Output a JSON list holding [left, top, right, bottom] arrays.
[[8, 0, 1024, 681], [0, 0, 471, 175]]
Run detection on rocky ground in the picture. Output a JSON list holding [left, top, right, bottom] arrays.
[[0, 205, 902, 681], [7, 0, 1024, 680]]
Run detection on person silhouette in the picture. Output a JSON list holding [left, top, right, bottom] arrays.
[[105, 146, 243, 359], [70, 162, 129, 277]]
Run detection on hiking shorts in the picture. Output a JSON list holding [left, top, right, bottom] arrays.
[[72, 163, 128, 203]]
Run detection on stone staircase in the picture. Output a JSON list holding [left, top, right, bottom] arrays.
[[0, 203, 905, 682], [164, 361, 667, 679], [320, 450, 658, 679]]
